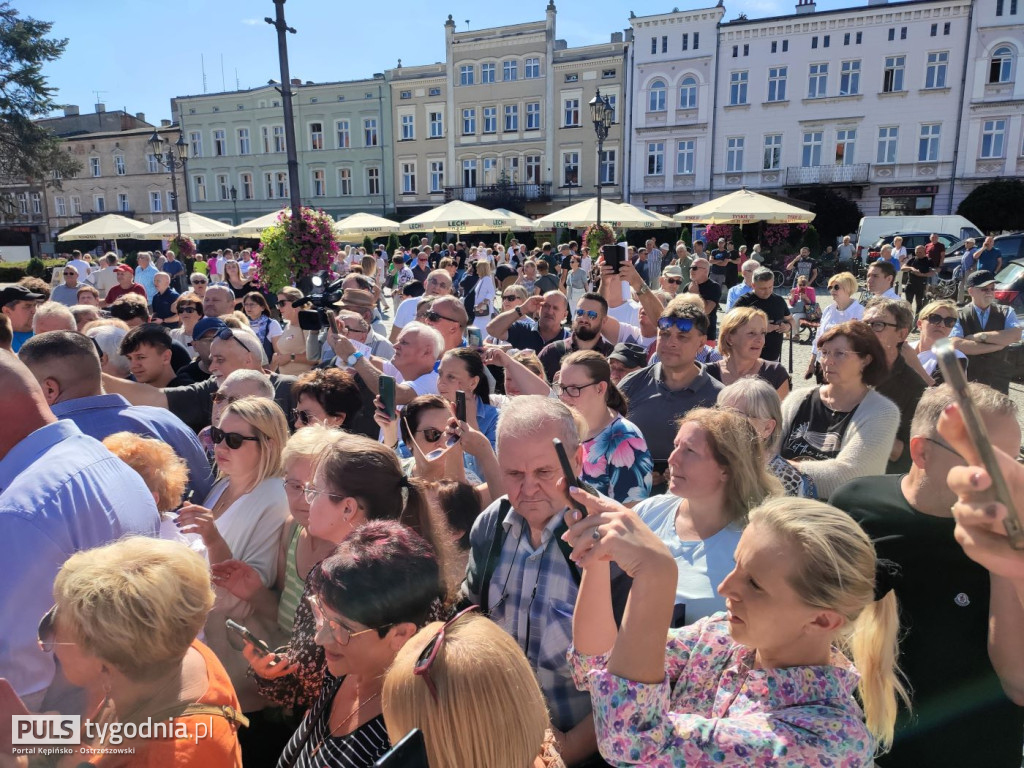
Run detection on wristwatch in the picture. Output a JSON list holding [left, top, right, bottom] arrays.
[[346, 351, 364, 366], [637, 284, 650, 295], [515, 306, 523, 317]]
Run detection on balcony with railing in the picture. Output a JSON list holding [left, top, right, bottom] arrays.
[[785, 163, 870, 186], [445, 181, 551, 204]]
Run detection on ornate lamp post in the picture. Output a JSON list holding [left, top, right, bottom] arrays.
[[589, 89, 613, 228], [147, 130, 188, 239]]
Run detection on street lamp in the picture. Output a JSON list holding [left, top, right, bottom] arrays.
[[230, 185, 238, 225], [147, 129, 188, 240], [589, 88, 613, 228]]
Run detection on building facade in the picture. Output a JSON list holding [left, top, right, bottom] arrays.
[[388, 62, 449, 218], [172, 77, 394, 225]]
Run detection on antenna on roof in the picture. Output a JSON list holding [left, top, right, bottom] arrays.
[[465, 19, 470, 29], [235, 68, 240, 90], [92, 90, 107, 104], [201, 54, 207, 93]]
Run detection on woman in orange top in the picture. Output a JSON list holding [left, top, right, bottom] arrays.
[[40, 537, 246, 767]]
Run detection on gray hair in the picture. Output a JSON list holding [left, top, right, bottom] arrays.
[[717, 377, 784, 455], [32, 302, 76, 333], [401, 321, 445, 359], [911, 383, 1017, 441], [864, 296, 915, 332], [85, 324, 130, 377], [752, 267, 775, 283], [496, 395, 581, 457], [221, 368, 275, 398], [70, 304, 101, 327]]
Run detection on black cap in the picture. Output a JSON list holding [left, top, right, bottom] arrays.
[[966, 270, 997, 289], [0, 284, 44, 307], [608, 342, 647, 369]]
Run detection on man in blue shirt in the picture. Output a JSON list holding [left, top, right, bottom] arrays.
[[18, 331, 213, 500], [0, 284, 43, 353], [0, 350, 159, 710], [975, 236, 1003, 274], [134, 251, 159, 304]]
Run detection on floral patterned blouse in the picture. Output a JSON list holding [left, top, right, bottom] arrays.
[[569, 613, 875, 767], [581, 416, 653, 505]]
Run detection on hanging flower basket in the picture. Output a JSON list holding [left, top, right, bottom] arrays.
[[582, 223, 617, 258], [168, 235, 196, 260], [251, 207, 340, 292]]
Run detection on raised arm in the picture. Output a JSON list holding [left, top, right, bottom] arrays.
[[101, 372, 168, 408]]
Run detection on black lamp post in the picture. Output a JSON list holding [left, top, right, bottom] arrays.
[[588, 88, 613, 228], [230, 185, 238, 225], [147, 130, 188, 240]]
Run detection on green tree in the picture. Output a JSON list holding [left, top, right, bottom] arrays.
[[800, 225, 821, 254], [362, 236, 374, 253], [957, 179, 1024, 234], [0, 4, 80, 185], [788, 189, 862, 247], [385, 233, 400, 255]]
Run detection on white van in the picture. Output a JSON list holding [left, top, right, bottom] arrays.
[[856, 215, 983, 262]]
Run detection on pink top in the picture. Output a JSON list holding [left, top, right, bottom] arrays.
[[789, 286, 817, 307]]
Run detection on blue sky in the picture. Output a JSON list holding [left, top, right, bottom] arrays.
[[38, 0, 855, 125]]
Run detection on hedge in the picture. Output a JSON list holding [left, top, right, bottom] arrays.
[[0, 259, 65, 283]]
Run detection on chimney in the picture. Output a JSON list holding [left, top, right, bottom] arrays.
[[95, 103, 106, 113], [135, 112, 145, 122], [611, 31, 623, 43], [290, 78, 301, 86], [795, 0, 816, 13], [160, 119, 172, 127], [63, 105, 79, 117]]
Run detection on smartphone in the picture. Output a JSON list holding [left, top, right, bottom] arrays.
[[379, 375, 397, 419], [604, 244, 623, 274], [934, 338, 1024, 549], [325, 309, 340, 336], [455, 390, 467, 423], [225, 619, 271, 656], [373, 728, 429, 768], [553, 437, 596, 516], [467, 326, 483, 348]]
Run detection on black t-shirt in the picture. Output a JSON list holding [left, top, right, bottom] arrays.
[[535, 274, 560, 295], [693, 279, 723, 339], [454, 247, 468, 271], [733, 292, 791, 362], [709, 248, 729, 275], [505, 319, 569, 356], [831, 475, 1024, 768], [780, 387, 857, 461], [495, 264, 516, 285], [705, 359, 790, 392], [906, 254, 932, 288], [875, 353, 927, 473], [164, 373, 297, 433], [175, 358, 212, 384]]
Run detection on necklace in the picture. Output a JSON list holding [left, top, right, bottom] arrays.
[[307, 690, 381, 761]]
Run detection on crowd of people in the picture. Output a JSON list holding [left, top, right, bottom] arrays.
[[1, 230, 1023, 768]]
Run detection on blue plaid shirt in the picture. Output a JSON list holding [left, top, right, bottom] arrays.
[[461, 497, 591, 731]]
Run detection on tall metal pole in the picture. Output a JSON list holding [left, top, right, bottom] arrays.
[[596, 135, 604, 229], [169, 165, 182, 240], [267, 0, 302, 222]]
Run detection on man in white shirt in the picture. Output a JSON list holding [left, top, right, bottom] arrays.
[[66, 250, 93, 281], [389, 269, 453, 342], [836, 235, 856, 267], [865, 261, 901, 301]]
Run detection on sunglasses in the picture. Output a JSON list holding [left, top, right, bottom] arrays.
[[828, 285, 842, 292], [414, 605, 479, 702], [179, 306, 198, 314], [426, 310, 460, 325], [575, 309, 599, 319], [211, 391, 244, 405], [210, 426, 259, 449], [216, 328, 250, 353], [63, 271, 76, 276], [308, 594, 391, 646], [501, 294, 518, 301], [37, 605, 76, 654], [291, 408, 323, 426], [415, 427, 444, 443], [665, 277, 682, 285], [658, 317, 702, 333], [191, 279, 208, 285], [923, 314, 957, 328]]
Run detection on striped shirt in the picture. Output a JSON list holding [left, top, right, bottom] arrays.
[[277, 524, 305, 635]]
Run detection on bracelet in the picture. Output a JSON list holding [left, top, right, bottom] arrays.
[[346, 351, 364, 366], [637, 284, 650, 295]]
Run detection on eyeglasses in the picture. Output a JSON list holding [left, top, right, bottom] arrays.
[[303, 482, 343, 505], [426, 310, 461, 325], [923, 436, 966, 462], [283, 478, 305, 495], [216, 328, 250, 353], [501, 294, 518, 301], [865, 320, 899, 332], [414, 606, 479, 703], [415, 427, 444, 443], [658, 317, 703, 334], [211, 391, 244, 405], [817, 349, 863, 362], [554, 381, 600, 398], [37, 606, 76, 654], [665, 277, 682, 285], [179, 306, 198, 314], [923, 314, 957, 328], [828, 285, 842, 292], [210, 426, 260, 449], [575, 309, 599, 320], [308, 594, 392, 646], [292, 408, 325, 426]]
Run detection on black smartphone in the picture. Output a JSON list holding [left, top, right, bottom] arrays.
[[379, 375, 397, 420], [373, 728, 429, 768], [297, 309, 322, 331], [225, 619, 271, 656], [934, 338, 1024, 549], [467, 326, 483, 348], [554, 437, 592, 516], [455, 389, 467, 422], [603, 244, 624, 273]]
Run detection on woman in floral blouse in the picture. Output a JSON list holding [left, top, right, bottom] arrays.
[[562, 493, 905, 767], [556, 350, 652, 506]]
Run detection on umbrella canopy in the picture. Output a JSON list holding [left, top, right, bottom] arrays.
[[135, 211, 235, 239], [673, 188, 815, 225], [232, 209, 290, 237], [333, 212, 401, 239], [616, 202, 676, 226], [399, 200, 518, 234], [57, 214, 149, 242], [534, 198, 662, 230], [490, 208, 537, 231]]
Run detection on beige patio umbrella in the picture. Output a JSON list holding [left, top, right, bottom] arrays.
[[534, 197, 660, 230], [617, 202, 676, 226], [399, 200, 518, 234], [489, 208, 537, 231], [333, 212, 401, 239], [232, 209, 290, 237], [673, 188, 815, 225], [135, 211, 235, 239], [57, 214, 149, 244]]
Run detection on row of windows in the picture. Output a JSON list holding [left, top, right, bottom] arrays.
[[458, 94, 618, 135], [87, 153, 166, 178], [51, 191, 176, 216], [459, 58, 542, 85], [191, 167, 384, 202], [651, 33, 700, 54], [395, 152, 618, 194], [187, 119, 382, 158]]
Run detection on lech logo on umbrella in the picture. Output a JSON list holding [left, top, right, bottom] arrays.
[[448, 220, 466, 228]]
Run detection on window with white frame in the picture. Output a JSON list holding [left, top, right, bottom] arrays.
[[275, 171, 288, 198], [483, 107, 497, 134], [525, 155, 541, 184], [562, 151, 580, 186], [526, 102, 541, 130], [273, 125, 285, 152], [94, 195, 106, 213], [763, 134, 782, 170], [55, 196, 66, 216], [525, 58, 540, 78], [836, 129, 856, 165], [149, 191, 162, 212], [506, 156, 519, 180], [918, 123, 941, 161], [808, 63, 828, 98], [676, 139, 695, 174], [504, 104, 518, 132], [240, 173, 253, 200], [306, 168, 323, 196], [366, 167, 380, 196], [463, 108, 476, 135], [606, 94, 618, 123], [679, 76, 698, 108], [238, 127, 251, 155], [189, 131, 202, 157], [429, 160, 444, 192], [801, 131, 823, 166], [767, 67, 787, 102], [646, 142, 664, 175], [261, 126, 271, 153], [883, 55, 905, 92], [460, 65, 475, 86], [981, 118, 1007, 158], [877, 126, 899, 164], [336, 120, 351, 148], [989, 46, 1013, 84], [483, 157, 498, 184], [70, 196, 81, 215], [217, 174, 230, 200], [564, 98, 580, 126], [429, 111, 443, 138], [114, 155, 126, 175], [16, 193, 27, 215], [926, 51, 949, 88], [337, 168, 352, 196], [840, 60, 861, 95], [649, 80, 667, 111], [31, 193, 41, 214], [214, 129, 227, 156], [504, 60, 518, 81], [168, 190, 177, 211], [726, 137, 744, 172], [599, 149, 616, 184], [264, 172, 275, 199], [90, 157, 101, 177], [147, 153, 160, 173], [310, 123, 324, 150], [729, 71, 748, 105], [481, 63, 495, 84], [364, 119, 378, 147], [462, 159, 477, 187], [194, 175, 207, 201], [400, 114, 414, 141], [401, 162, 416, 194]]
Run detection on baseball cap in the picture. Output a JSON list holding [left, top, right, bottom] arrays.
[[0, 284, 44, 307], [192, 316, 227, 340], [662, 265, 683, 278], [608, 342, 648, 369], [114, 264, 134, 274], [966, 270, 997, 289]]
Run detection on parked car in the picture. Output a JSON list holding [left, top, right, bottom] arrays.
[[856, 215, 982, 262], [941, 232, 1024, 278], [865, 232, 960, 263]]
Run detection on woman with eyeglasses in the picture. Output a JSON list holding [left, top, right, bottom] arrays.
[[277, 521, 444, 768], [170, 291, 204, 356], [707, 307, 791, 398], [382, 610, 566, 768], [290, 368, 363, 430], [557, 350, 652, 506], [805, 272, 864, 383], [272, 286, 313, 375], [907, 299, 967, 383], [781, 321, 899, 500]]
